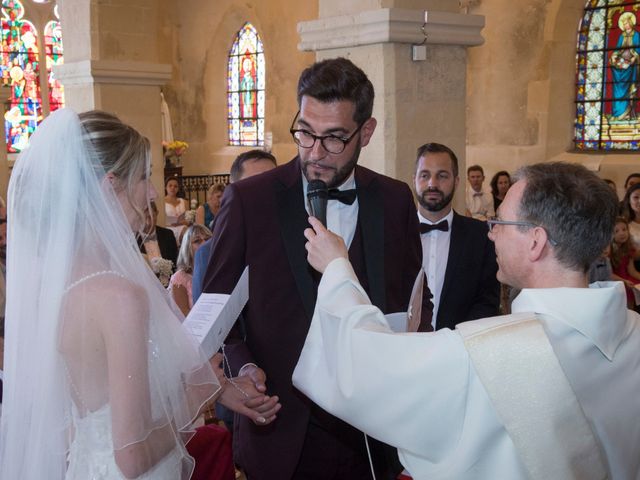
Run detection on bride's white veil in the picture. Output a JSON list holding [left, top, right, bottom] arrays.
[[0, 108, 220, 479]]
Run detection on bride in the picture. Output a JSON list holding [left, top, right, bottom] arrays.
[[0, 109, 279, 479]]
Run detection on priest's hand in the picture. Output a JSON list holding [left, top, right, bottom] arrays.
[[304, 216, 348, 274]]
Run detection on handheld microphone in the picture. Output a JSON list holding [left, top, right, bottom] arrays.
[[307, 179, 328, 227]]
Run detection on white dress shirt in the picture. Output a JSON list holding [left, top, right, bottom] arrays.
[[302, 172, 358, 249], [465, 187, 494, 221], [418, 209, 453, 329], [293, 258, 640, 479]]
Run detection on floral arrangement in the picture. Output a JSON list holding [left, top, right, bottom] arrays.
[[163, 140, 189, 166], [184, 209, 196, 225], [149, 256, 174, 287]]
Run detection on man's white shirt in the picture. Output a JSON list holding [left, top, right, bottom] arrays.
[[418, 209, 453, 330], [465, 187, 494, 221]]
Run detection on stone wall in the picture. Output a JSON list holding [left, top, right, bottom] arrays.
[[162, 0, 317, 175], [466, 0, 640, 197]]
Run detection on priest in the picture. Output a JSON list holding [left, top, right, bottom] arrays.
[[293, 162, 640, 480]]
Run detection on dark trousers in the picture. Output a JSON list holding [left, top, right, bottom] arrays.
[[292, 421, 375, 480]]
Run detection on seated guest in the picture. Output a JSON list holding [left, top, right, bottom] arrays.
[[164, 176, 189, 241], [191, 149, 277, 303], [139, 200, 179, 270], [619, 173, 640, 216], [610, 217, 640, 309], [465, 164, 494, 220], [196, 183, 225, 230], [168, 223, 212, 316], [294, 162, 640, 479], [490, 170, 511, 212], [621, 183, 640, 253]]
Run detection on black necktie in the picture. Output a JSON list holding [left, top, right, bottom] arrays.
[[420, 220, 449, 234], [328, 188, 357, 205]]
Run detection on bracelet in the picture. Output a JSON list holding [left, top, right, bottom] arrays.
[[221, 344, 250, 398]]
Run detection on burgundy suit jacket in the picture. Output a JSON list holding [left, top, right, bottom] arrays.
[[203, 157, 425, 480]]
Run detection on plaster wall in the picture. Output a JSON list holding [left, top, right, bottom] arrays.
[[466, 0, 550, 179], [57, 0, 170, 210], [466, 0, 640, 195], [162, 0, 317, 175]]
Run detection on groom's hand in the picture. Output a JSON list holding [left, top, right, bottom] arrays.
[[304, 216, 348, 273]]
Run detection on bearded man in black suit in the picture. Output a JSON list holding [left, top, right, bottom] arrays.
[[413, 142, 499, 331]]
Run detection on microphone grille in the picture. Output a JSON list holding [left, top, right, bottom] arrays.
[[307, 179, 328, 196]]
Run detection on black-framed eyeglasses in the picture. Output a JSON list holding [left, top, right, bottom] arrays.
[[289, 111, 364, 154], [486, 216, 558, 246]]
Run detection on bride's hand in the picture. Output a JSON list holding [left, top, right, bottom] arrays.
[[209, 354, 281, 425]]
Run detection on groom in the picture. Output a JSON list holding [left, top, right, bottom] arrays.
[[203, 57, 429, 480]]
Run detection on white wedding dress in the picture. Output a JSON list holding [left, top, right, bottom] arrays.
[[0, 109, 219, 480], [65, 405, 187, 480]]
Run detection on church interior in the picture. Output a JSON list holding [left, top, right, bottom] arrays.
[[1, 2, 640, 478]]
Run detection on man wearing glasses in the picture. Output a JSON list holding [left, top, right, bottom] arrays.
[[295, 162, 640, 479], [203, 58, 426, 480]]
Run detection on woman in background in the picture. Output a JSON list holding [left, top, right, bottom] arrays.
[[169, 224, 212, 316], [196, 183, 225, 230], [164, 176, 189, 241], [490, 170, 511, 212]]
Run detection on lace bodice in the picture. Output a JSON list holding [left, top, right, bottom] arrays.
[[66, 405, 189, 480]]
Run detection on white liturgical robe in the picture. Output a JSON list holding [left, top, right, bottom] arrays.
[[292, 258, 640, 480]]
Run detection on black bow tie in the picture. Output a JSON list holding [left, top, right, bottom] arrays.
[[328, 188, 357, 205], [420, 220, 449, 233]]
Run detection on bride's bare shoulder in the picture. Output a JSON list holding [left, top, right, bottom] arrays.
[[65, 273, 149, 325]]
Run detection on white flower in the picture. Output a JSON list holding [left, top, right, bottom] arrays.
[[184, 209, 196, 225], [149, 257, 173, 287]]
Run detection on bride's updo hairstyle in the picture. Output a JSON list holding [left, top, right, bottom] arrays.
[[78, 110, 151, 229]]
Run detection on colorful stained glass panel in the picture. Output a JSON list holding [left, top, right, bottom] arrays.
[[574, 0, 640, 150], [227, 22, 265, 146], [44, 18, 64, 113], [1, 0, 41, 153]]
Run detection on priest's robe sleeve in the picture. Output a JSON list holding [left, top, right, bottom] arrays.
[[292, 258, 474, 464]]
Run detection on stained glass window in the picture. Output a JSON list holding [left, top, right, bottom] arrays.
[[575, 0, 640, 150], [44, 16, 63, 113], [0, 0, 63, 154], [227, 22, 265, 146]]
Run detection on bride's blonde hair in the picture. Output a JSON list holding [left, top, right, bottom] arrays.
[[78, 110, 151, 230]]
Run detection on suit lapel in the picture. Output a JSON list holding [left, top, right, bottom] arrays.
[[275, 158, 316, 319], [440, 212, 463, 313], [356, 168, 386, 312]]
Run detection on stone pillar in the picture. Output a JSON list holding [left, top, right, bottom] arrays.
[[55, 0, 171, 221], [298, 1, 484, 211], [0, 87, 11, 201]]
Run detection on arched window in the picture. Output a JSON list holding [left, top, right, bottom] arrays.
[[227, 22, 265, 146], [575, 1, 640, 150], [0, 0, 63, 153]]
